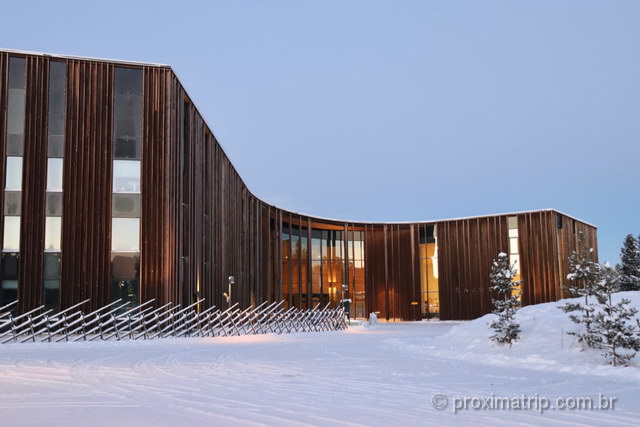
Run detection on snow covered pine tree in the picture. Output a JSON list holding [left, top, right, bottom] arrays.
[[489, 253, 521, 346], [589, 264, 640, 366], [618, 234, 640, 291], [560, 235, 601, 348]]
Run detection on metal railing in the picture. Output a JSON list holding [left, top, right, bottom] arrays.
[[0, 299, 348, 343]]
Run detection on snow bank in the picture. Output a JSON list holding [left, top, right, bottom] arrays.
[[388, 292, 640, 380]]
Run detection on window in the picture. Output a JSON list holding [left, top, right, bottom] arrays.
[[1, 253, 19, 279], [7, 89, 26, 138], [46, 158, 64, 191], [47, 91, 66, 136], [507, 216, 522, 301], [44, 217, 62, 251], [3, 192, 21, 216], [111, 253, 140, 279], [112, 67, 142, 305], [112, 194, 141, 218], [113, 160, 141, 193], [418, 225, 439, 318], [45, 192, 63, 216], [2, 217, 20, 251], [5, 157, 22, 190], [112, 218, 140, 251], [43, 253, 61, 279]]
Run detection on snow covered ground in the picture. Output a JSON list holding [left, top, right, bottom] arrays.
[[1, 294, 640, 426]]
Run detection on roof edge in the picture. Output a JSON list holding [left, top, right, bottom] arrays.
[[0, 49, 597, 230], [0, 48, 170, 68]]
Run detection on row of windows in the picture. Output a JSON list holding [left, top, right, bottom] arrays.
[[280, 227, 365, 316], [1, 61, 147, 309], [112, 67, 143, 306], [1, 58, 26, 306]]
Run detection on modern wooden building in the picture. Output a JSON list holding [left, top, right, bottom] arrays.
[[0, 49, 598, 321]]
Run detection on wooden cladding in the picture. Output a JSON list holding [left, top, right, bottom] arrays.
[[437, 217, 509, 320], [0, 50, 599, 321], [60, 60, 114, 311]]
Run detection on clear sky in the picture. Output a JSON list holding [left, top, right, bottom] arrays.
[[2, 1, 639, 264]]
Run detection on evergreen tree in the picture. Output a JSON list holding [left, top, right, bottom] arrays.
[[618, 234, 640, 291], [560, 234, 601, 348], [589, 264, 640, 366], [489, 253, 521, 347]]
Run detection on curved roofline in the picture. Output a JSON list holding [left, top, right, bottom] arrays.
[[273, 208, 597, 229], [0, 48, 597, 230]]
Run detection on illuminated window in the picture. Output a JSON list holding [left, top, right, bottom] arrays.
[[419, 224, 439, 318], [507, 216, 522, 300]]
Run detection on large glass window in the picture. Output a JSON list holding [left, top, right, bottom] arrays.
[[348, 230, 366, 318], [3, 57, 27, 308], [113, 160, 141, 193], [1, 253, 19, 279], [44, 217, 62, 251], [46, 158, 64, 191], [7, 90, 26, 141], [419, 225, 439, 318], [112, 218, 140, 252], [43, 253, 61, 279], [112, 194, 141, 218], [5, 157, 22, 190], [112, 67, 143, 306], [507, 216, 522, 299], [3, 192, 21, 216], [2, 217, 20, 251], [111, 253, 140, 306], [45, 192, 63, 216]]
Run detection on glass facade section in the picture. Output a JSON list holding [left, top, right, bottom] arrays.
[[112, 67, 142, 306], [348, 230, 365, 318], [112, 218, 140, 252], [46, 158, 64, 191], [419, 225, 439, 318], [507, 216, 522, 300], [278, 223, 358, 313], [5, 157, 22, 190], [113, 160, 141, 193], [3, 217, 20, 251], [112, 194, 141, 218], [3, 192, 21, 216], [111, 253, 140, 306], [44, 217, 62, 251], [2, 58, 26, 306]]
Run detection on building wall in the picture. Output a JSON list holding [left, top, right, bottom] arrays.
[[0, 51, 599, 320]]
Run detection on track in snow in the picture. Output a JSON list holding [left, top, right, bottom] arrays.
[[0, 323, 638, 426]]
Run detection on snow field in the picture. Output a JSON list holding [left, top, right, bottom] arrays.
[[0, 293, 639, 426]]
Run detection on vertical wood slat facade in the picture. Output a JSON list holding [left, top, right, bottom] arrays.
[[0, 50, 599, 321], [60, 60, 114, 311]]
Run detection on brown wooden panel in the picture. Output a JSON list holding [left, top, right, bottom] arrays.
[[437, 216, 508, 320], [18, 55, 49, 311], [60, 59, 113, 311]]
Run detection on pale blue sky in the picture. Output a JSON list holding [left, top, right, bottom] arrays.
[[2, 1, 639, 263]]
